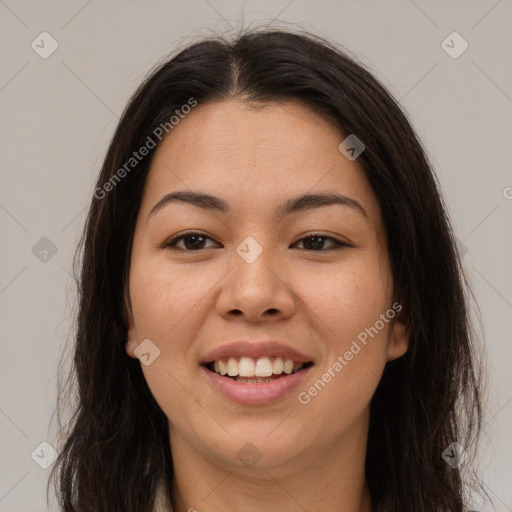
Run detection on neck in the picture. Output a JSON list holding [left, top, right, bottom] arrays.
[[168, 415, 372, 512]]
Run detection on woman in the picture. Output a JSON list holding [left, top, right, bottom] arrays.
[[49, 28, 483, 511]]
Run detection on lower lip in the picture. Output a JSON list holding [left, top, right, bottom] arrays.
[[201, 365, 312, 405]]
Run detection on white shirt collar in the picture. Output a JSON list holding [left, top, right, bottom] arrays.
[[153, 477, 173, 511]]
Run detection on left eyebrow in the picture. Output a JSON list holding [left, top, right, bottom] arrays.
[[276, 191, 368, 219], [148, 190, 368, 219]]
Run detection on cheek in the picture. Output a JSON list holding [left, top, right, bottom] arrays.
[[293, 254, 392, 418], [129, 252, 216, 343], [300, 252, 392, 346], [129, 255, 209, 426]]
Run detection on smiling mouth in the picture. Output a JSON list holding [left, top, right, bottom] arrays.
[[204, 356, 313, 383]]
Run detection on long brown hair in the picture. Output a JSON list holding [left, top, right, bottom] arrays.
[[49, 27, 484, 511]]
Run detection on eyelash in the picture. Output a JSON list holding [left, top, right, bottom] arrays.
[[163, 230, 349, 252]]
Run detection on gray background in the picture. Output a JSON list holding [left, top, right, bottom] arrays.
[[1, 1, 511, 511]]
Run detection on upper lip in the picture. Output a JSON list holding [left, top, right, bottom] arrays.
[[200, 341, 313, 364]]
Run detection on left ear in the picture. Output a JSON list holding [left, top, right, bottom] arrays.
[[386, 308, 410, 362], [125, 312, 138, 359]]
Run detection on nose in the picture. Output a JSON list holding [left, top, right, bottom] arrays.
[[216, 241, 296, 323]]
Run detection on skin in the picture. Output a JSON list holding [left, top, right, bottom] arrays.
[[125, 99, 409, 512]]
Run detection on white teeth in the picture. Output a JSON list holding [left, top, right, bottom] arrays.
[[211, 356, 306, 378], [272, 357, 284, 374], [283, 360, 294, 374], [238, 356, 255, 377], [255, 356, 273, 377], [235, 376, 272, 383], [227, 356, 238, 377]]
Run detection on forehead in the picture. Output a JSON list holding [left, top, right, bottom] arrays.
[[140, 99, 380, 223], [152, 98, 343, 166]]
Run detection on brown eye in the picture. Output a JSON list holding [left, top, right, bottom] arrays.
[[163, 232, 348, 252], [293, 235, 347, 251], [164, 231, 218, 251]]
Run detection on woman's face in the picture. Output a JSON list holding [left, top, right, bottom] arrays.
[[126, 99, 409, 472]]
